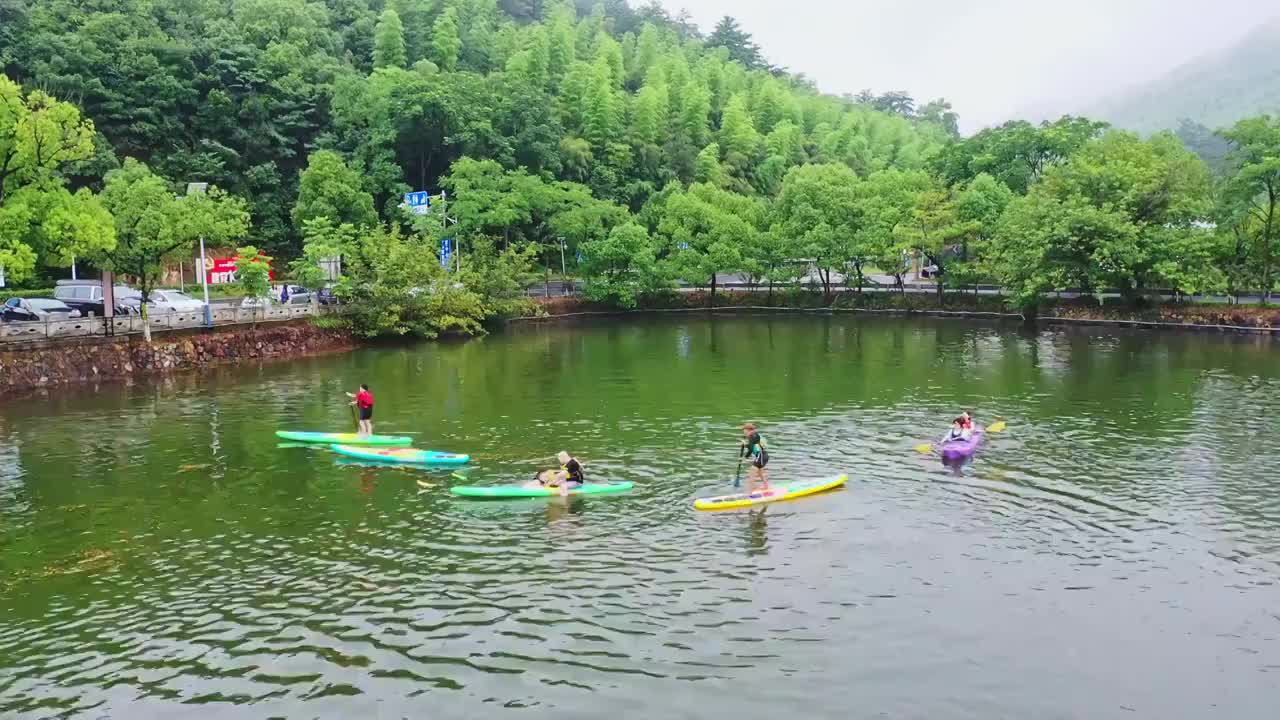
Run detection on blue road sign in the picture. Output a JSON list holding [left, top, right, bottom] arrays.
[[403, 191, 431, 215], [440, 237, 453, 269]]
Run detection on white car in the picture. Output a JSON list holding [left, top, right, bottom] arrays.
[[240, 296, 272, 309], [148, 290, 207, 313]]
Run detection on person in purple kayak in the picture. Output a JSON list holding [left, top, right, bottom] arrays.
[[941, 416, 971, 445]]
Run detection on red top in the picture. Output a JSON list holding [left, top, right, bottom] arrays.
[[356, 389, 374, 409], [960, 417, 974, 430]]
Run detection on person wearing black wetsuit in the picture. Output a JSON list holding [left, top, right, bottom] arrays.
[[741, 423, 770, 492]]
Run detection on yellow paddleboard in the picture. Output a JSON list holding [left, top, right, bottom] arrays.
[[694, 474, 847, 511]]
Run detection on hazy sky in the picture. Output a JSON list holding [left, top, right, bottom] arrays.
[[658, 0, 1275, 132]]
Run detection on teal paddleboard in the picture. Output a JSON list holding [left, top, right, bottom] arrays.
[[330, 444, 470, 465], [450, 482, 634, 498], [276, 431, 412, 447]]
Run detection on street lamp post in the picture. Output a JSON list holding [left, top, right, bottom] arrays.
[[199, 236, 212, 327], [559, 237, 567, 296], [185, 182, 214, 328]]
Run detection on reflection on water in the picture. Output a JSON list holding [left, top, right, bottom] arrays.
[[1, 316, 1278, 719]]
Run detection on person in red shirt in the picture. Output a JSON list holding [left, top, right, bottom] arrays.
[[347, 384, 374, 436], [960, 410, 974, 431]]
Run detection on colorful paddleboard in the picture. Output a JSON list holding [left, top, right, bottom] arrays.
[[450, 482, 634, 499], [693, 475, 847, 511], [330, 444, 470, 465], [276, 431, 412, 447]]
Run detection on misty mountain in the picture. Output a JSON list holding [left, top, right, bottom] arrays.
[[1084, 19, 1280, 133]]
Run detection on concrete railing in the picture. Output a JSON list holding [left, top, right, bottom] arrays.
[[0, 304, 329, 343]]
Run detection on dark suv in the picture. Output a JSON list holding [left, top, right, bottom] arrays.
[[53, 281, 141, 317]]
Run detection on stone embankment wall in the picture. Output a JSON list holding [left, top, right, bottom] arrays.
[[0, 321, 355, 397]]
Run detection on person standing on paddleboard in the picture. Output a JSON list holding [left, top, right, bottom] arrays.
[[741, 423, 769, 492], [347, 384, 374, 436]]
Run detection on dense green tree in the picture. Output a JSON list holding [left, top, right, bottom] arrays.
[[694, 143, 725, 186], [771, 163, 862, 298], [292, 151, 378, 230], [706, 16, 764, 69], [990, 131, 1214, 307], [933, 116, 1109, 193], [342, 222, 489, 338], [893, 179, 975, 304], [949, 173, 1014, 289], [291, 217, 357, 296], [583, 59, 624, 149], [580, 221, 666, 307], [1219, 115, 1280, 301], [98, 160, 248, 340], [0, 77, 112, 282], [234, 245, 273, 311], [856, 168, 933, 292], [656, 181, 765, 303], [719, 94, 760, 163], [432, 7, 463, 71], [374, 8, 408, 69]]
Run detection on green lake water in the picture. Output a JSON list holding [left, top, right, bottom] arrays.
[[1, 315, 1278, 718]]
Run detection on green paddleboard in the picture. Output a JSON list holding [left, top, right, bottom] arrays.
[[331, 444, 470, 465], [451, 482, 635, 499], [275, 431, 412, 447]]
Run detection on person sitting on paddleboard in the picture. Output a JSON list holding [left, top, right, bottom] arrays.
[[960, 410, 975, 431], [346, 384, 374, 436], [536, 451, 585, 495], [741, 423, 770, 492]]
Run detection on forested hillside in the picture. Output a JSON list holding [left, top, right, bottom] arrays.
[[1086, 19, 1280, 134], [2, 0, 1277, 340], [0, 0, 948, 262]]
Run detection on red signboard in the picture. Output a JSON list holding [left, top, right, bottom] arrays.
[[205, 255, 274, 284]]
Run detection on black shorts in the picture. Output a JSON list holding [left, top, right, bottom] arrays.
[[359, 406, 373, 421], [750, 451, 769, 469]]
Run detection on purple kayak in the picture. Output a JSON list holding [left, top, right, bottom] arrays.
[[940, 430, 984, 463]]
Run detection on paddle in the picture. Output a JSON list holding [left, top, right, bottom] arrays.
[[733, 441, 745, 487], [349, 404, 359, 432], [914, 420, 1008, 454]]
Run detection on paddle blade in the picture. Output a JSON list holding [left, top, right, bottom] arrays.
[[914, 443, 935, 454], [987, 421, 1007, 433]]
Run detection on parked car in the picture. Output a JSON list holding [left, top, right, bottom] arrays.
[[54, 280, 141, 316], [274, 284, 314, 305], [147, 289, 206, 314], [317, 285, 339, 305], [2, 297, 81, 322], [240, 296, 272, 309]]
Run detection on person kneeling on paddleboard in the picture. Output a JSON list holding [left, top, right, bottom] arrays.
[[536, 451, 585, 496], [346, 384, 374, 436], [741, 423, 769, 492]]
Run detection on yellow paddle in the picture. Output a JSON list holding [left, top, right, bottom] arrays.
[[914, 420, 1007, 453]]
